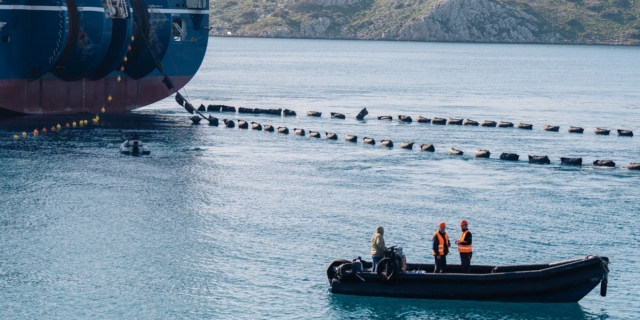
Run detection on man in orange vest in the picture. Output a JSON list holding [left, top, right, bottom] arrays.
[[455, 219, 473, 273], [432, 222, 450, 273]]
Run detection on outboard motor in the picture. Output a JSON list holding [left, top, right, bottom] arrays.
[[132, 140, 139, 154], [385, 246, 404, 268]]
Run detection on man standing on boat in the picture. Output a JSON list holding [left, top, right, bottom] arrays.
[[371, 226, 387, 272], [432, 222, 450, 273], [455, 220, 473, 273]]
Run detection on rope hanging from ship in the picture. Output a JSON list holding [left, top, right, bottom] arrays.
[[126, 1, 210, 124]]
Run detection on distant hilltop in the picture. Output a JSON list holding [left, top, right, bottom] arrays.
[[210, 0, 640, 45]]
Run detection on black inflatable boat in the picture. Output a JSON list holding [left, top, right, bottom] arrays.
[[327, 248, 609, 303]]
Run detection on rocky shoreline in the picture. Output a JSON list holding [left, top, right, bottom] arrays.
[[210, 0, 640, 45]]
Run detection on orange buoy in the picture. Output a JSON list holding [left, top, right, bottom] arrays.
[[65, 123, 70, 128], [127, 45, 131, 51], [51, 126, 56, 132], [120, 66, 124, 72], [34, 129, 39, 136], [42, 127, 47, 133]]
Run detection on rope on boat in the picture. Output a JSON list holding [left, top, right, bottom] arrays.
[[589, 255, 610, 297]]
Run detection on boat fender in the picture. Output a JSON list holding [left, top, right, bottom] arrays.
[[376, 258, 398, 284], [600, 277, 607, 297], [599, 256, 610, 297]]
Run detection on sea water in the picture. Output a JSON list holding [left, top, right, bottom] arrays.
[[1, 37, 639, 319]]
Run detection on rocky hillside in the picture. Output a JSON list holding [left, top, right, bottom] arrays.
[[210, 0, 640, 44]]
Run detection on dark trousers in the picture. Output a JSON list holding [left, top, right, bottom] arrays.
[[434, 255, 447, 273], [460, 252, 472, 273]]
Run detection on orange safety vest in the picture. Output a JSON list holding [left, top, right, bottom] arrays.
[[458, 230, 472, 253], [432, 232, 449, 256]]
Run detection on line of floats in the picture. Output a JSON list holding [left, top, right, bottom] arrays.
[[189, 104, 640, 171], [11, 115, 102, 139]]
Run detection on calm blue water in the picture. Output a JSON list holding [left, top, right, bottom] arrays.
[[1, 37, 639, 319]]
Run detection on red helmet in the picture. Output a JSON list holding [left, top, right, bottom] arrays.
[[438, 222, 446, 228], [460, 220, 468, 226]]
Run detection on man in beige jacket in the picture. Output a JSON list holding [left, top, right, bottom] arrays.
[[371, 226, 388, 272]]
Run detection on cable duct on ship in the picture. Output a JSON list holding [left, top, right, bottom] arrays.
[[90, 0, 134, 80], [53, 0, 114, 81], [91, 0, 133, 80]]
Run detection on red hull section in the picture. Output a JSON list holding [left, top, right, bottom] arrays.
[[0, 75, 191, 115]]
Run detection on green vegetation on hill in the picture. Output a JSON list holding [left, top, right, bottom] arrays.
[[210, 0, 640, 44]]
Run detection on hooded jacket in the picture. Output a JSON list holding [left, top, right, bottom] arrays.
[[371, 226, 388, 257]]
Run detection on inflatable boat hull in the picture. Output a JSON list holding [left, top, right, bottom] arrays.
[[328, 255, 608, 303], [120, 140, 150, 155]]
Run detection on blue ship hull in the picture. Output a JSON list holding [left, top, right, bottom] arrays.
[[0, 0, 208, 114]]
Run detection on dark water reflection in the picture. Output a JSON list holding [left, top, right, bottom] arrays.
[[328, 294, 606, 319]]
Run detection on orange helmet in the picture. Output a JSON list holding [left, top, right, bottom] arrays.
[[460, 220, 468, 226], [438, 222, 446, 228]]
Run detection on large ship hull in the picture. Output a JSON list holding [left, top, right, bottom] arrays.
[[0, 75, 192, 115], [0, 0, 208, 115]]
